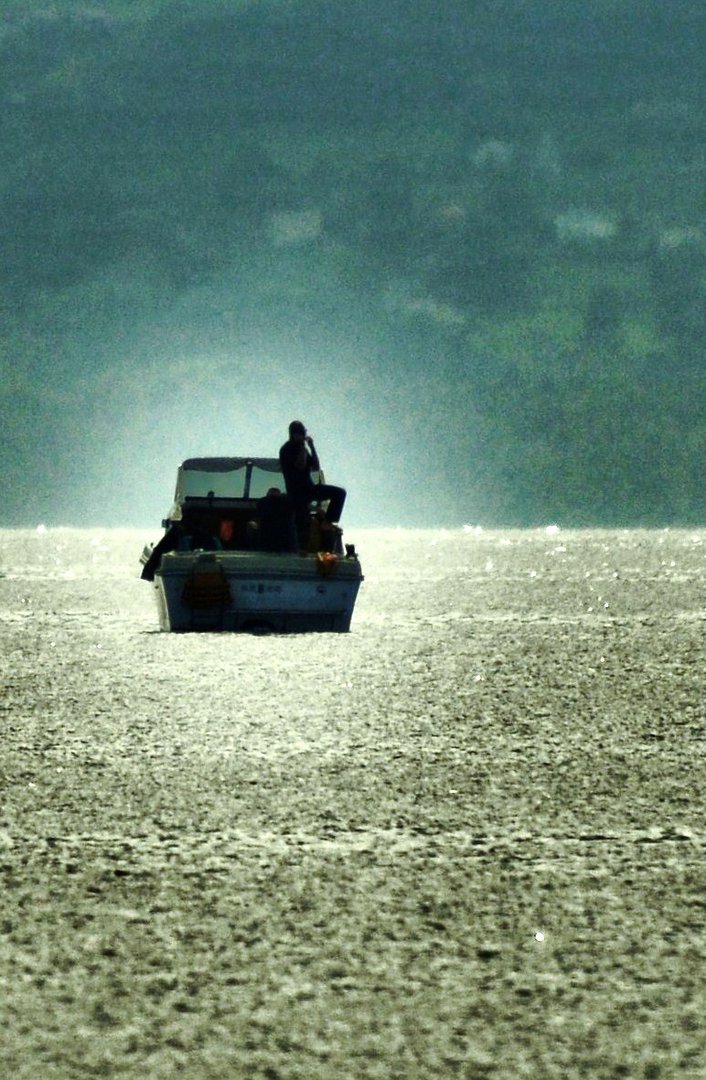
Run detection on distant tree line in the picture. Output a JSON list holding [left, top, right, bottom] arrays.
[[1, 0, 704, 523]]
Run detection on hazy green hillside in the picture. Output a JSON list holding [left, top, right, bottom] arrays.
[[1, 1, 704, 526]]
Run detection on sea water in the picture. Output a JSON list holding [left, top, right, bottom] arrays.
[[1, 526, 705, 1078]]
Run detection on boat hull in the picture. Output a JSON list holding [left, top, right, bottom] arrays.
[[153, 549, 363, 632]]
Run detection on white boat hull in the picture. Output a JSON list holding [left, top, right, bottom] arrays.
[[153, 549, 363, 632]]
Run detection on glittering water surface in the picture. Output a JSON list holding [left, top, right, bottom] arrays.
[[1, 527, 705, 1078]]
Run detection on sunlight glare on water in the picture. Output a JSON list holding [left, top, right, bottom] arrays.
[[0, 525, 704, 1079]]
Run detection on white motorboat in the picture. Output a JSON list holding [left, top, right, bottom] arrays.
[[140, 457, 363, 632]]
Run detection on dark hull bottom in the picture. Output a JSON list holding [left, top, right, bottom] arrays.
[[161, 604, 355, 634]]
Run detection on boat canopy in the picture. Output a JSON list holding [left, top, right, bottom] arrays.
[[181, 457, 281, 473], [169, 457, 284, 517]]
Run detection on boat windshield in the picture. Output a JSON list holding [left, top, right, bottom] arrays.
[[176, 458, 284, 503], [248, 464, 285, 498]]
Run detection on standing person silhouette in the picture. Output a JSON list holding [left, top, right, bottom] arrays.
[[279, 421, 346, 528]]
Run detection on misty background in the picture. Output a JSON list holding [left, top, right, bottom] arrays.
[[1, 0, 704, 528]]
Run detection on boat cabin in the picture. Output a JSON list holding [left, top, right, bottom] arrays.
[[165, 457, 296, 553]]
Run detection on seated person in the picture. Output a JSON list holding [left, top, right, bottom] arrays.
[[253, 487, 298, 553], [219, 519, 235, 547], [279, 420, 346, 526]]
